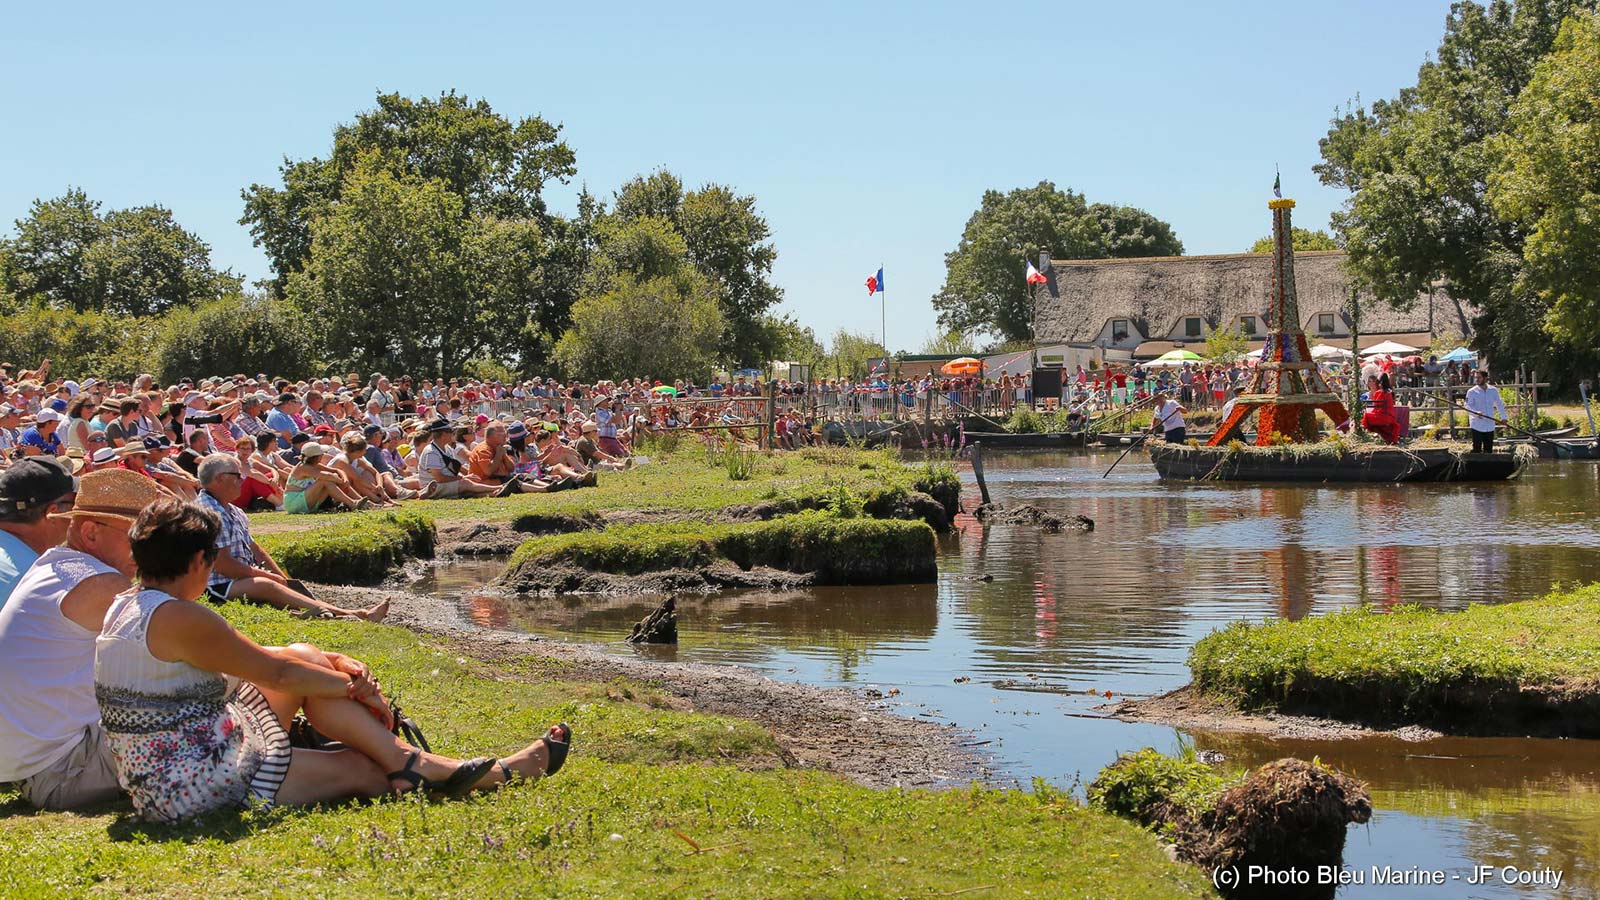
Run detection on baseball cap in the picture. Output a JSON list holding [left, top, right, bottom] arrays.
[[0, 457, 77, 512], [362, 424, 383, 438], [34, 409, 63, 424], [301, 442, 328, 459]]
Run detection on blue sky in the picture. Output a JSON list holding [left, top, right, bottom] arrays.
[[1, 0, 1454, 352]]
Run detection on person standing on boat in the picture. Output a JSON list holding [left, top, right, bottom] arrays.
[[1150, 393, 1188, 444], [1464, 369, 1507, 453]]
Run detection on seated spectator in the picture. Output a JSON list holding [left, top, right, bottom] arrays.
[[20, 409, 63, 457], [283, 443, 367, 513], [95, 498, 568, 822], [416, 420, 510, 498], [195, 455, 385, 620], [0, 469, 160, 810], [575, 422, 627, 471], [138, 436, 200, 500], [532, 426, 598, 486], [229, 440, 284, 510], [467, 422, 552, 492], [332, 433, 398, 507]]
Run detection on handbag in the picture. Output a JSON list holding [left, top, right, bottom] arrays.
[[288, 697, 431, 753]]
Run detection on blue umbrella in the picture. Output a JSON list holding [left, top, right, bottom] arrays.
[[1440, 347, 1477, 362]]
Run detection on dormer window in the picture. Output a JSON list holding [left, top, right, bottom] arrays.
[[1317, 314, 1335, 334], [1185, 317, 1202, 338], [1111, 319, 1130, 341], [1240, 315, 1257, 335]]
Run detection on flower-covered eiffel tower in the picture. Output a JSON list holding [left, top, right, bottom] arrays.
[[1208, 195, 1349, 445]]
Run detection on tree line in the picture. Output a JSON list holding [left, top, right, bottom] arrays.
[[0, 91, 794, 382]]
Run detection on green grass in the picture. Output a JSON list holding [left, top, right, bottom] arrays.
[[256, 509, 435, 584], [1087, 747, 1239, 837], [1190, 584, 1600, 725], [0, 605, 1213, 900], [506, 512, 937, 584], [248, 447, 957, 535]]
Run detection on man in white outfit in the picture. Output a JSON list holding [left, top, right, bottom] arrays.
[[0, 469, 157, 809], [1464, 369, 1508, 453]]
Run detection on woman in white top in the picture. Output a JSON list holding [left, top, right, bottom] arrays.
[[95, 499, 571, 823]]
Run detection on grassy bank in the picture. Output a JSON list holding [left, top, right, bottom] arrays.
[[248, 447, 960, 535], [1, 605, 1213, 900], [256, 509, 436, 584], [1190, 584, 1600, 734], [505, 513, 936, 585]]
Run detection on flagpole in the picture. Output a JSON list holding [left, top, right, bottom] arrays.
[[880, 262, 886, 367]]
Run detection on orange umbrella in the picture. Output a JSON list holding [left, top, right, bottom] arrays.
[[941, 357, 983, 375]]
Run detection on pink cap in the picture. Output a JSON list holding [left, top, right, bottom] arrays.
[[475, 414, 489, 424]]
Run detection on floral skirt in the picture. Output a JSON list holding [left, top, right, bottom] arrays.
[[102, 682, 291, 823]]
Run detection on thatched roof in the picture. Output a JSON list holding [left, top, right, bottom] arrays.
[[1033, 250, 1472, 342]]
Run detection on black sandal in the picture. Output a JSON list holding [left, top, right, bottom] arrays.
[[544, 723, 572, 776], [386, 750, 425, 793], [426, 756, 497, 798]]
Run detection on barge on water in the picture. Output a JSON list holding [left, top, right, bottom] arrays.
[[1147, 441, 1528, 483]]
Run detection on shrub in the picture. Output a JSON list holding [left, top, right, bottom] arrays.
[[258, 509, 435, 584], [149, 294, 321, 385], [1088, 746, 1234, 834], [0, 302, 160, 380]]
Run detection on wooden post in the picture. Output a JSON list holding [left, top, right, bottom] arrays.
[[970, 442, 991, 506], [1531, 370, 1539, 427], [762, 380, 777, 450]]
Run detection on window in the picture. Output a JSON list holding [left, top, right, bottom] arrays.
[[1184, 317, 1202, 338], [1111, 319, 1130, 341], [1317, 314, 1335, 334], [1240, 316, 1257, 335]]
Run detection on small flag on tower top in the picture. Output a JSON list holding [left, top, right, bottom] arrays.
[[866, 267, 884, 296], [1273, 170, 1282, 198], [1026, 260, 1048, 285]]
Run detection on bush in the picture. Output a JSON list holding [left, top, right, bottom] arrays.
[[149, 294, 321, 384], [0, 302, 161, 380], [1088, 746, 1234, 832], [1004, 407, 1045, 434], [258, 509, 435, 584]]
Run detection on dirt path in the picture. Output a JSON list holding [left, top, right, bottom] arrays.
[[311, 575, 988, 790]]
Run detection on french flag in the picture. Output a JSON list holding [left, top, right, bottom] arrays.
[[866, 267, 884, 296], [1026, 260, 1048, 285]]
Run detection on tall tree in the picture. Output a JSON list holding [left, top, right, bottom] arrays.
[[241, 91, 583, 371], [1489, 9, 1600, 344], [284, 154, 543, 376], [0, 188, 239, 315], [605, 170, 783, 366], [1315, 0, 1597, 375], [553, 270, 725, 382], [1247, 227, 1341, 254], [825, 329, 888, 380], [933, 182, 1183, 342]]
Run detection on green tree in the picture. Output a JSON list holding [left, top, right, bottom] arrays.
[[934, 182, 1183, 342], [1202, 326, 1249, 362], [762, 314, 825, 364], [0, 188, 239, 315], [1316, 0, 1597, 376], [606, 170, 783, 366], [0, 303, 160, 379], [149, 293, 321, 384], [1489, 10, 1600, 344], [241, 91, 582, 372], [553, 271, 725, 382], [1247, 227, 1341, 254], [825, 329, 888, 380], [919, 330, 977, 355], [285, 154, 543, 376]]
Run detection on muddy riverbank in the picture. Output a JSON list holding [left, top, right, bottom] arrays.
[[309, 576, 986, 790]]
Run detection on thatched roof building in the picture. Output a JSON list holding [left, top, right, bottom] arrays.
[[1032, 250, 1472, 359]]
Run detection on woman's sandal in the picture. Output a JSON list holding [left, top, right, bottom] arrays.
[[544, 723, 572, 776], [386, 751, 496, 799], [387, 750, 426, 793]]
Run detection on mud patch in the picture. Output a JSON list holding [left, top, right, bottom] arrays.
[[974, 502, 1093, 532], [1102, 685, 1443, 742], [496, 561, 817, 596]]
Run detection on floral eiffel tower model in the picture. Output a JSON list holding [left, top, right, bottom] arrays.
[[1208, 196, 1349, 445]]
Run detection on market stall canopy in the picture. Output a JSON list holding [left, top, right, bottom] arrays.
[[941, 357, 983, 375], [1145, 349, 1205, 368], [651, 385, 678, 395], [1440, 346, 1478, 362], [1361, 340, 1420, 356], [1310, 344, 1354, 359]]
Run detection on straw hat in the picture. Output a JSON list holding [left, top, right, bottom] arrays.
[[51, 468, 163, 524]]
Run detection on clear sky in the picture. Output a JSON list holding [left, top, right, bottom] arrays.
[[1, 0, 1455, 353]]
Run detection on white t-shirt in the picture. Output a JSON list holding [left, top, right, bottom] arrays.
[[1154, 399, 1186, 432], [0, 547, 121, 781], [1464, 384, 1507, 433]]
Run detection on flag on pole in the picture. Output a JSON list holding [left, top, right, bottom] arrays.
[[1273, 170, 1282, 198], [866, 267, 884, 296], [1026, 260, 1048, 285]]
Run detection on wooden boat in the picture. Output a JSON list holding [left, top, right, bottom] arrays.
[[1526, 438, 1600, 460], [1096, 431, 1222, 447], [1147, 442, 1527, 483], [964, 430, 1089, 449]]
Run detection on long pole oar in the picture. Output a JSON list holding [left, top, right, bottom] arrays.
[[1102, 406, 1175, 478], [1434, 392, 1570, 457]]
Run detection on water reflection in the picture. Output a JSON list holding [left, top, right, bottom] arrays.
[[430, 454, 1600, 900]]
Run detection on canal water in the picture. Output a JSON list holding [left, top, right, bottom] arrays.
[[425, 453, 1600, 898]]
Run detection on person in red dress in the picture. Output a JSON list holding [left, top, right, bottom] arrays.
[[1361, 373, 1401, 444]]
